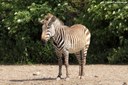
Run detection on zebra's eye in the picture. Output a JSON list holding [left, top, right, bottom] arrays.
[[45, 17, 49, 21], [47, 25, 51, 29]]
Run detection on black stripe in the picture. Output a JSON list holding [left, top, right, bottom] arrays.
[[52, 28, 65, 50], [53, 41, 57, 46], [57, 35, 61, 44], [58, 29, 64, 48], [58, 40, 64, 48]]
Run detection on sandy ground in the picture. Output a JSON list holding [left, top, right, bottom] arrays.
[[0, 65, 128, 85]]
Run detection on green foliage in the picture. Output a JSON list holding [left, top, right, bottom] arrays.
[[108, 44, 128, 64], [0, 0, 53, 64], [0, 0, 128, 64], [14, 11, 31, 23], [85, 0, 128, 64]]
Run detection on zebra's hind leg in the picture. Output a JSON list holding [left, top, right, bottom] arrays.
[[80, 45, 89, 79], [75, 49, 86, 79], [56, 52, 63, 80], [80, 49, 86, 79]]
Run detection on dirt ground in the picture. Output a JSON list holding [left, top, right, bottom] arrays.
[[0, 65, 128, 85]]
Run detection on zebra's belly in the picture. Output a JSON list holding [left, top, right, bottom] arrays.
[[68, 48, 83, 53], [65, 39, 87, 53], [67, 44, 85, 53]]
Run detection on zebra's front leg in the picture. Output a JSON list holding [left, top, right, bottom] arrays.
[[56, 56, 62, 80], [63, 50, 69, 80], [56, 52, 63, 80]]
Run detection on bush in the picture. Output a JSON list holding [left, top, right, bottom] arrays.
[[0, 0, 128, 64], [108, 40, 128, 64], [86, 0, 128, 64]]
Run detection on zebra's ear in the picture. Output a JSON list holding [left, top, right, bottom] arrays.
[[51, 16, 56, 22], [48, 16, 56, 26]]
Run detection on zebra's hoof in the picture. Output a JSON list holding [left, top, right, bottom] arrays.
[[56, 77, 61, 81], [80, 76, 84, 79], [78, 76, 84, 79], [65, 77, 70, 81]]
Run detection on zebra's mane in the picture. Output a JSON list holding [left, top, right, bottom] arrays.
[[53, 18, 64, 26], [57, 18, 64, 25]]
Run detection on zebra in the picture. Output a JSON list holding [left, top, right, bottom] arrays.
[[41, 13, 91, 80]]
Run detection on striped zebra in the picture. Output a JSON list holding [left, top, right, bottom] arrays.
[[41, 13, 91, 80]]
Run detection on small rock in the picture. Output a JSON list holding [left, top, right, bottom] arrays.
[[94, 75, 98, 78], [33, 71, 40, 76], [123, 82, 127, 85]]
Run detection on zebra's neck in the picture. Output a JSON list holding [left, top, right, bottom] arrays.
[[52, 25, 65, 50]]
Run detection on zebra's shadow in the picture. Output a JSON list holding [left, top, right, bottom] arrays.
[[10, 77, 56, 82]]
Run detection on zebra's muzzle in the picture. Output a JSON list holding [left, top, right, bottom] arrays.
[[41, 40, 47, 47]]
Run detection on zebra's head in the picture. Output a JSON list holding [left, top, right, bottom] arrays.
[[41, 13, 56, 45]]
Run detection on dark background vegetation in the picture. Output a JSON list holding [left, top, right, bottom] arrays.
[[0, 0, 128, 64]]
